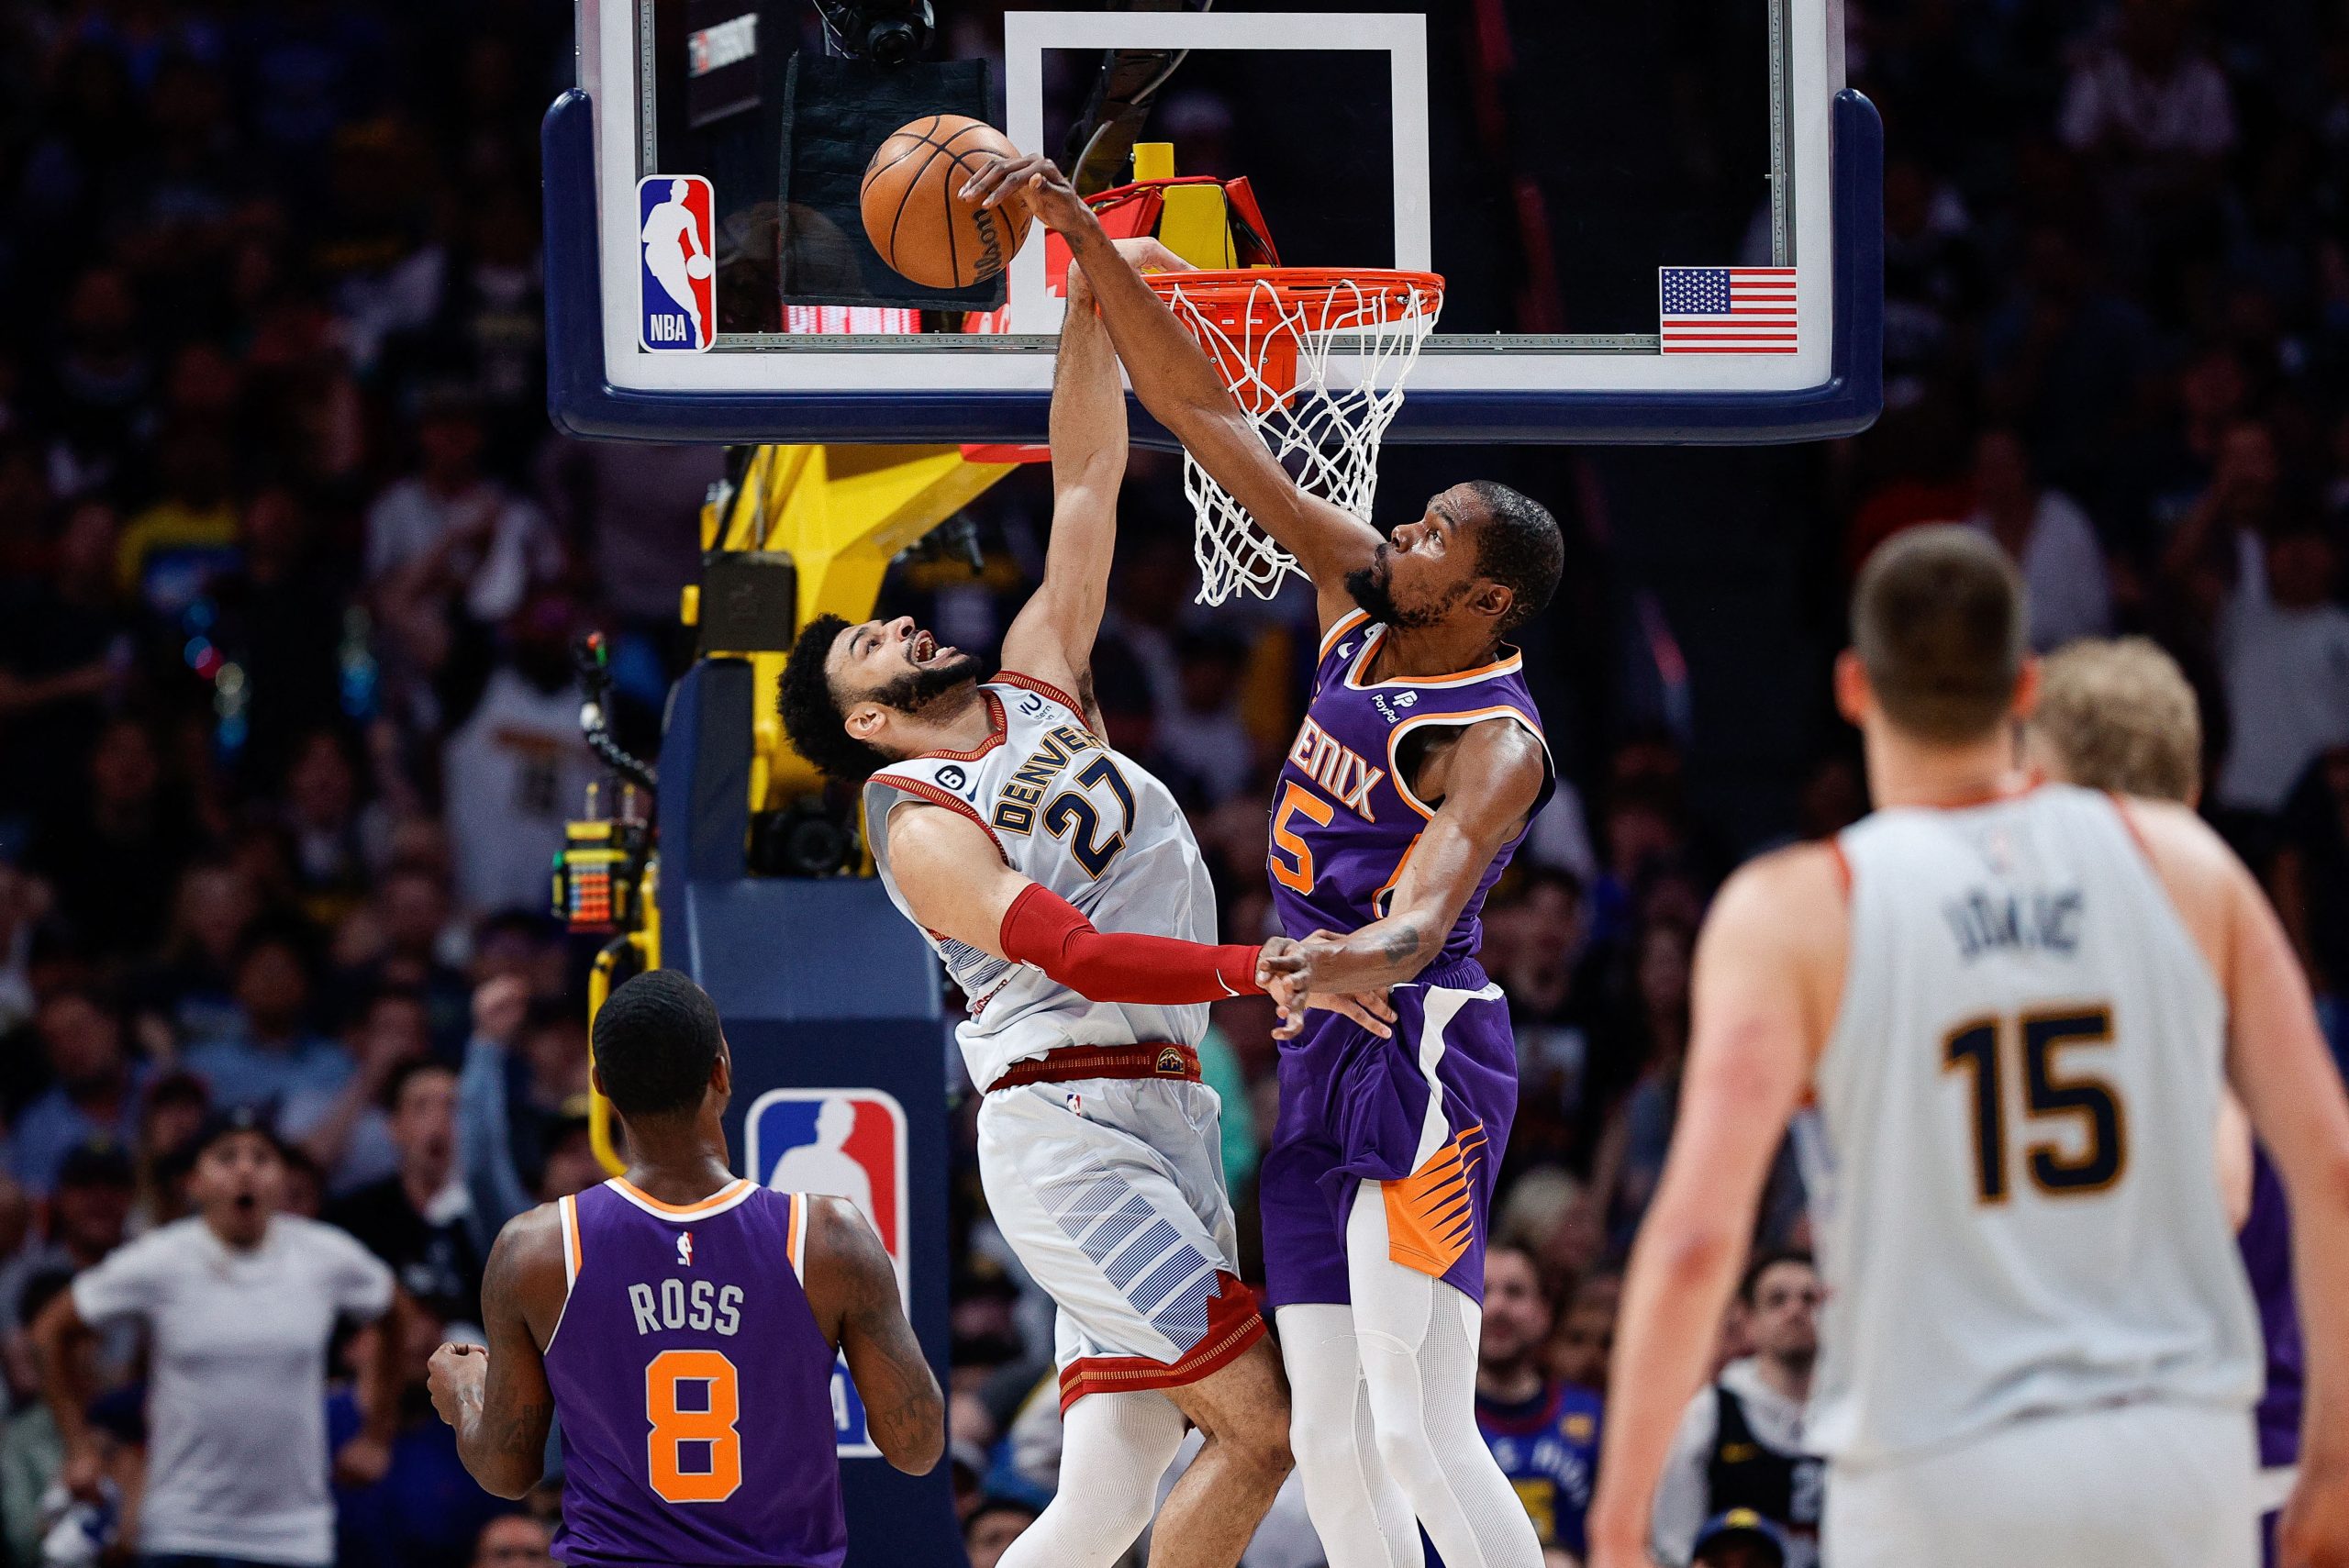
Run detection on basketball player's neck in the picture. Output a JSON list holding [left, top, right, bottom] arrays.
[[618, 1108, 737, 1206], [1368, 617, 1503, 684], [1864, 722, 2029, 812], [894, 680, 994, 756]]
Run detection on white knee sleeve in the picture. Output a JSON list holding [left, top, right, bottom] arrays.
[[999, 1390, 1188, 1568], [1275, 1303, 1424, 1568], [1347, 1184, 1543, 1568]]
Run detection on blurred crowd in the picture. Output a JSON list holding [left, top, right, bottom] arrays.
[[2, 0, 2347, 1565]]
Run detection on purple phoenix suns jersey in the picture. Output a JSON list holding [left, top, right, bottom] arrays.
[[543, 1178, 845, 1568], [1268, 609, 1554, 951]]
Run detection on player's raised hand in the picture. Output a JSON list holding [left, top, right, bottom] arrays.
[[959, 153, 1090, 234], [1259, 935, 1395, 1040]]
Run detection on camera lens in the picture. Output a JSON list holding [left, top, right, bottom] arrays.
[[864, 18, 918, 63]]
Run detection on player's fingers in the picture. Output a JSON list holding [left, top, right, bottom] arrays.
[[1356, 990, 1397, 1021], [1328, 998, 1392, 1038], [957, 154, 1028, 202]]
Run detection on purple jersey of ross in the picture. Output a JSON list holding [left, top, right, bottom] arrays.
[[543, 1178, 846, 1568], [1267, 609, 1554, 950]]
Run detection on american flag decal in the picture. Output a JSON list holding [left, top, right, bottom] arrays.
[[1659, 267, 1798, 353]]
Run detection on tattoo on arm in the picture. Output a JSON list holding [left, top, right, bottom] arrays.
[[1378, 923, 1423, 964], [494, 1400, 551, 1457]]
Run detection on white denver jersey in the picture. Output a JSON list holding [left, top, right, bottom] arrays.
[[863, 674, 1221, 1091], [1797, 784, 2260, 1467]]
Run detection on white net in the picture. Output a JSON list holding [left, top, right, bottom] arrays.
[[1146, 271, 1443, 605]]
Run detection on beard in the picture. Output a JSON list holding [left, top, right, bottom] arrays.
[[869, 649, 985, 716], [1345, 544, 1461, 631]]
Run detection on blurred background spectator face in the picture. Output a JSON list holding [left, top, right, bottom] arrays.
[[963, 1497, 1041, 1568], [1550, 1273, 1620, 1394], [388, 1062, 459, 1186], [235, 934, 313, 1039], [1479, 1246, 1557, 1390], [473, 1515, 555, 1568], [192, 1129, 287, 1246], [1743, 1255, 1823, 1374], [39, 992, 125, 1095]]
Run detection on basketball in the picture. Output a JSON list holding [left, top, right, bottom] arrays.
[[860, 115, 1033, 290], [685, 253, 713, 280]]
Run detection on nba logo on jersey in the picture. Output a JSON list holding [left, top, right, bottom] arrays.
[[637, 174, 716, 353], [745, 1089, 908, 1458]]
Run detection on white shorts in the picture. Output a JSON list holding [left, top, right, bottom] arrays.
[[977, 1075, 1266, 1409], [1825, 1399, 2256, 1568]]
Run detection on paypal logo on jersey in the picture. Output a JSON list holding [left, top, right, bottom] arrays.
[[638, 174, 716, 352], [744, 1088, 908, 1458]]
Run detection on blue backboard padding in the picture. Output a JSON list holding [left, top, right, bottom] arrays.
[[544, 87, 1881, 446]]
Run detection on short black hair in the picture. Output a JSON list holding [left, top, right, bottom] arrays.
[[593, 969, 725, 1118], [1851, 525, 2026, 742], [1738, 1246, 1816, 1306], [1464, 481, 1564, 637], [779, 614, 892, 783]]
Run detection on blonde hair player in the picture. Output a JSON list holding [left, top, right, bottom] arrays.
[[1585, 528, 2349, 1568], [2023, 636, 2309, 1562]]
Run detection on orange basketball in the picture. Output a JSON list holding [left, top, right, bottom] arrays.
[[860, 115, 1033, 290]]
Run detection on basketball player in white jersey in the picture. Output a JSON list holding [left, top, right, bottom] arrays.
[[1586, 527, 2349, 1568], [778, 249, 1384, 1568]]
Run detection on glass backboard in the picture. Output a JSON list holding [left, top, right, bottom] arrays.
[[549, 1, 1880, 444]]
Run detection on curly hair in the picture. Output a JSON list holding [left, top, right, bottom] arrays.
[[1464, 480, 1564, 637], [777, 614, 891, 783]]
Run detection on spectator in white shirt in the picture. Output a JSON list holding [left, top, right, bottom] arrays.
[[32, 1108, 406, 1568], [2216, 522, 2349, 815], [364, 392, 558, 627], [1962, 428, 2112, 651]]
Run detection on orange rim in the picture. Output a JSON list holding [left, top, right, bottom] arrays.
[[1144, 268, 1443, 406]]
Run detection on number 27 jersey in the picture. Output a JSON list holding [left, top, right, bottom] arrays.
[[865, 674, 1220, 1091]]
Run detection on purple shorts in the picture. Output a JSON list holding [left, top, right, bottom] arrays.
[[1259, 957, 1518, 1308]]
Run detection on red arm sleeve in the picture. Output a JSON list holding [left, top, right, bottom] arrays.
[[998, 883, 1264, 1004]]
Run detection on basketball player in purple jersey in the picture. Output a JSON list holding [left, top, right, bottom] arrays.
[[970, 152, 1565, 1568], [2020, 638, 2308, 1565], [425, 970, 941, 1566]]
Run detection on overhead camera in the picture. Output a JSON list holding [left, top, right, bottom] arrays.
[[812, 0, 934, 64]]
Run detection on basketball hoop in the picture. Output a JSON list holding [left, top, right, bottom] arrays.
[[1143, 268, 1443, 605]]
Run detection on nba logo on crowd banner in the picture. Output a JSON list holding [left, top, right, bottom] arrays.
[[746, 1089, 908, 1457], [637, 174, 717, 352]]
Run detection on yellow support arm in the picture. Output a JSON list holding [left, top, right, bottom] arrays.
[[698, 442, 1018, 807]]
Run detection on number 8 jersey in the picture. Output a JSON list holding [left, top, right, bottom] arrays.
[[1796, 784, 2261, 1468], [865, 674, 1221, 1091], [543, 1178, 844, 1567]]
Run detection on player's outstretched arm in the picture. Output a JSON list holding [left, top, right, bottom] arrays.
[[1261, 720, 1546, 1010], [885, 800, 1325, 1011], [963, 153, 1382, 627], [429, 1205, 562, 1498], [999, 253, 1132, 724], [1584, 847, 1841, 1568], [802, 1195, 944, 1475]]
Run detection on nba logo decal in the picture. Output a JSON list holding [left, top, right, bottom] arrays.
[[746, 1089, 907, 1458], [638, 174, 717, 352]]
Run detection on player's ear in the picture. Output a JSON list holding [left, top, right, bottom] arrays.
[[589, 1060, 607, 1099], [708, 1039, 731, 1100], [1833, 648, 1871, 727], [844, 702, 885, 742], [1471, 579, 1514, 626]]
